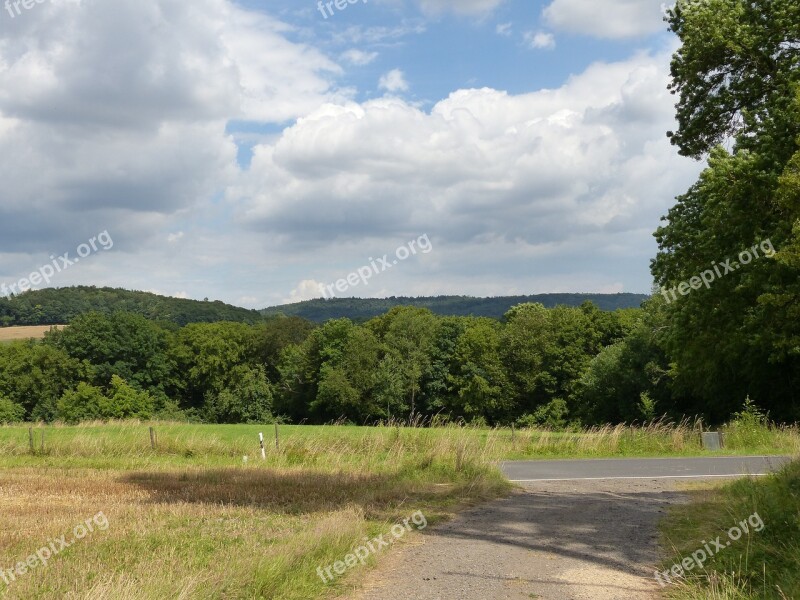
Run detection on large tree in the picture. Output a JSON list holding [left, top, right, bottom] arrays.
[[654, 0, 800, 420]]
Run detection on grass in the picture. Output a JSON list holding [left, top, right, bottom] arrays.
[[1, 418, 797, 467], [659, 460, 800, 599], [0, 326, 63, 342], [0, 423, 511, 599], [0, 420, 796, 599]]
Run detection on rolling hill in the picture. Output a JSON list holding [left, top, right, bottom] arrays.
[[260, 294, 650, 323]]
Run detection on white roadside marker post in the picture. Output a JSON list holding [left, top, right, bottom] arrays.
[[259, 432, 266, 460]]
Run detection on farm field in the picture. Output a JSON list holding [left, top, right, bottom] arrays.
[[0, 422, 797, 599], [0, 326, 63, 342]]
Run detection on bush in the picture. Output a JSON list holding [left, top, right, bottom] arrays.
[[0, 396, 25, 424], [57, 383, 108, 423]]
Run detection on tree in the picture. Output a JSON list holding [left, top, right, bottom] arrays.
[[653, 2, 800, 421], [447, 318, 512, 422], [170, 322, 259, 409], [204, 366, 273, 424], [0, 341, 84, 422], [666, 0, 800, 159], [46, 312, 172, 398], [371, 307, 439, 418]]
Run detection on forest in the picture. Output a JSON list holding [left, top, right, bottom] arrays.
[[0, 295, 795, 427]]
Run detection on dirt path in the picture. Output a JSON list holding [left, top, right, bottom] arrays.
[[355, 480, 689, 600]]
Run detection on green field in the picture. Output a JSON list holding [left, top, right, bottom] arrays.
[[0, 422, 797, 599]]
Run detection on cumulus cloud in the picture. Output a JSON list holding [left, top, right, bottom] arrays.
[[284, 279, 325, 304], [543, 0, 667, 39], [378, 69, 410, 93], [0, 0, 341, 255], [524, 31, 556, 50], [230, 50, 701, 300]]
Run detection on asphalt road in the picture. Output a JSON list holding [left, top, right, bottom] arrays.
[[501, 455, 792, 482]]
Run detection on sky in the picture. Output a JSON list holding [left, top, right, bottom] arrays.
[[0, 0, 704, 308]]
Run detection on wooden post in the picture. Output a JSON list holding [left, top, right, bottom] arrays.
[[274, 423, 279, 451], [511, 423, 515, 443], [149, 427, 156, 450], [40, 429, 45, 453], [259, 432, 266, 460], [28, 427, 34, 454]]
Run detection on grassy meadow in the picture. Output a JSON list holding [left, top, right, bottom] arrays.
[[0, 421, 797, 599]]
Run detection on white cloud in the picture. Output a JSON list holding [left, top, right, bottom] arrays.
[[340, 49, 379, 66], [378, 69, 409, 93], [284, 279, 325, 304], [496, 22, 512, 36], [229, 50, 702, 301], [0, 0, 342, 254], [543, 0, 667, 39], [524, 31, 556, 50], [167, 232, 185, 243]]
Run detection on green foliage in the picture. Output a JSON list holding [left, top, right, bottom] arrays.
[[204, 366, 273, 424], [666, 0, 800, 159], [0, 341, 84, 422], [653, 1, 800, 422], [57, 382, 109, 423], [0, 286, 263, 327], [261, 294, 648, 322], [516, 399, 569, 429], [0, 396, 25, 424], [56, 377, 155, 423], [46, 312, 172, 397]]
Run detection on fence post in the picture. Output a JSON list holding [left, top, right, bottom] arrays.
[[275, 423, 279, 451], [259, 432, 266, 460], [40, 429, 45, 453], [28, 427, 34, 454], [149, 427, 156, 450]]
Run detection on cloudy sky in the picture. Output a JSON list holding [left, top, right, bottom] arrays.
[[0, 0, 703, 308]]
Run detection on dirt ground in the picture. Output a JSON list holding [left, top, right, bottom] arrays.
[[354, 480, 690, 600]]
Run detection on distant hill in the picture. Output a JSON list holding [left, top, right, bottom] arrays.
[[0, 286, 263, 327], [260, 294, 650, 323]]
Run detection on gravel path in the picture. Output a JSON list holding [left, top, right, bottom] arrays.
[[355, 480, 690, 600]]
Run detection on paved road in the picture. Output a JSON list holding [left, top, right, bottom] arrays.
[[355, 455, 794, 600], [501, 455, 792, 482]]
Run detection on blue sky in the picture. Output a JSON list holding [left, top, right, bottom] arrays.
[[0, 0, 703, 307]]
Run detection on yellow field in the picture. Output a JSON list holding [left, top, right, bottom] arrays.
[[0, 325, 63, 342]]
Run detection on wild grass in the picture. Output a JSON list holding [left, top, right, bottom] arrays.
[[659, 459, 800, 599], [0, 418, 796, 467], [0, 420, 796, 599], [0, 423, 510, 599]]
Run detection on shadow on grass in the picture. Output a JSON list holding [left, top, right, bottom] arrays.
[[120, 467, 460, 515]]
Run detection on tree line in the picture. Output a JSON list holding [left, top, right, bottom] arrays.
[[0, 299, 792, 427]]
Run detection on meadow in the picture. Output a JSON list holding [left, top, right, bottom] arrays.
[[0, 421, 797, 599]]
